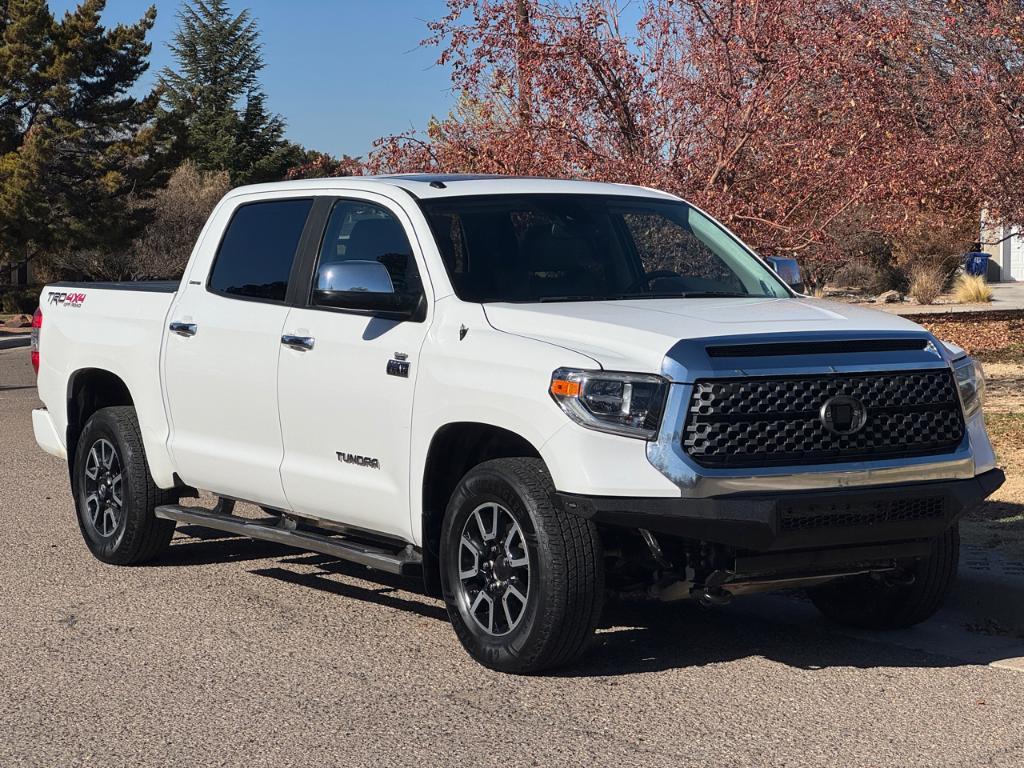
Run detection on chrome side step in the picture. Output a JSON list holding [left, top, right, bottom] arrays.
[[154, 504, 422, 577]]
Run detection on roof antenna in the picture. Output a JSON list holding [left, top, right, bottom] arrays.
[[429, 180, 447, 189]]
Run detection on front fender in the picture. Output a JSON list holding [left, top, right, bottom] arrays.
[[409, 302, 678, 542]]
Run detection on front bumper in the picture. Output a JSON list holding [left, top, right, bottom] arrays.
[[556, 468, 1005, 552]]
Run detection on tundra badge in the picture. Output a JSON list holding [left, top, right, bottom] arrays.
[[337, 452, 381, 470]]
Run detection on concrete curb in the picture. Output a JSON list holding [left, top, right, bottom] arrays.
[[0, 334, 29, 351]]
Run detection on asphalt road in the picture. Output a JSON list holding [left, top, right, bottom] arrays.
[[1, 347, 1022, 768]]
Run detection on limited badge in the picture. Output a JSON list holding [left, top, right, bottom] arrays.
[[388, 352, 410, 378]]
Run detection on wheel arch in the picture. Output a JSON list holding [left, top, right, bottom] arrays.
[[66, 368, 135, 479], [419, 421, 544, 597]]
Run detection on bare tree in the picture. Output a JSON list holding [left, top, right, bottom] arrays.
[[63, 162, 231, 281], [133, 162, 231, 279]]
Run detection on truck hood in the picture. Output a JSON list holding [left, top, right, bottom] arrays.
[[483, 297, 926, 374]]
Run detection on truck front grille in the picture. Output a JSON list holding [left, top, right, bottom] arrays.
[[682, 370, 964, 468]]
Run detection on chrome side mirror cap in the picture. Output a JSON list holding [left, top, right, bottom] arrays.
[[313, 259, 423, 320], [317, 260, 395, 294]]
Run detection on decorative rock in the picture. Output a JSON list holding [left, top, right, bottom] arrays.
[[875, 290, 901, 304], [0, 314, 32, 328]]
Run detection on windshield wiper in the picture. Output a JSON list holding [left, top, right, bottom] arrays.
[[535, 295, 608, 303], [604, 291, 756, 300], [675, 291, 755, 298], [532, 291, 761, 303]]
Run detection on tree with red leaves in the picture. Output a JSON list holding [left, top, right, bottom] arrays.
[[364, 0, 1024, 282]]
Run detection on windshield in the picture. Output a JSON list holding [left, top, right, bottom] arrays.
[[419, 194, 790, 303]]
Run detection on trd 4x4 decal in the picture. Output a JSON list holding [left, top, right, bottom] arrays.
[[47, 291, 86, 308]]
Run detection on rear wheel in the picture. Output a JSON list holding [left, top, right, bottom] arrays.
[[73, 406, 176, 565], [440, 458, 604, 674], [809, 524, 959, 629]]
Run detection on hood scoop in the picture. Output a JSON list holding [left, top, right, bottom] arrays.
[[664, 331, 948, 383], [706, 337, 931, 358]]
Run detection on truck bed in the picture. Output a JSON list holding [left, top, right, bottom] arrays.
[[35, 279, 181, 487]]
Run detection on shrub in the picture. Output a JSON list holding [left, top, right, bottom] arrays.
[[907, 264, 945, 304], [831, 261, 886, 293], [825, 213, 901, 293], [953, 274, 993, 304], [892, 215, 974, 293], [133, 162, 231, 279], [0, 288, 41, 314], [60, 162, 231, 281]]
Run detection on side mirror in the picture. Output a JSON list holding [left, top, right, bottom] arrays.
[[765, 256, 803, 294], [318, 260, 394, 293], [313, 260, 422, 317]]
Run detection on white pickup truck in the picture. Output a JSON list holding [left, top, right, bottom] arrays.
[[32, 175, 1003, 673]]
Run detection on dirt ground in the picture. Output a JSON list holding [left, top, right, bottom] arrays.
[[917, 313, 1024, 562]]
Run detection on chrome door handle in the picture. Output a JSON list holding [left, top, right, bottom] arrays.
[[281, 335, 315, 351], [169, 321, 197, 337]]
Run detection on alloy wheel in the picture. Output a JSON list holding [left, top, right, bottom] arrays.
[[457, 502, 531, 636], [82, 438, 124, 539]]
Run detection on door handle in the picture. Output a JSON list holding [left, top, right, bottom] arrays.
[[169, 321, 198, 337], [281, 334, 315, 351]]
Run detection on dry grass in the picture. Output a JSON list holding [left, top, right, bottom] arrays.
[[963, 413, 1024, 561], [952, 274, 993, 303], [907, 264, 945, 304]]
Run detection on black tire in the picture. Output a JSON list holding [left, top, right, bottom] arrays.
[[72, 406, 176, 565], [809, 524, 959, 629], [440, 458, 604, 674]]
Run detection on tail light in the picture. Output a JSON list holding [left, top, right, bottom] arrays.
[[30, 308, 42, 374]]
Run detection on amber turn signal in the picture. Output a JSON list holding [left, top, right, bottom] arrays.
[[550, 379, 581, 397]]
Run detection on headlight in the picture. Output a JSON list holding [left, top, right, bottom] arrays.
[[952, 356, 985, 418], [549, 368, 668, 439]]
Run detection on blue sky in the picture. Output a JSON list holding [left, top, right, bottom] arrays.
[[50, 1, 458, 158]]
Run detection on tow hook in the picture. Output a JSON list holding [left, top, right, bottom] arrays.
[[693, 586, 733, 607], [881, 570, 916, 588], [692, 569, 733, 607]]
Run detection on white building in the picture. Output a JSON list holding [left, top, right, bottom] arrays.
[[981, 219, 1024, 281]]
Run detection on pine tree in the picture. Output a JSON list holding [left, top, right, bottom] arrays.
[[0, 0, 166, 278], [159, 0, 299, 184]]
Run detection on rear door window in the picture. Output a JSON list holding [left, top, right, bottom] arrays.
[[209, 199, 313, 302]]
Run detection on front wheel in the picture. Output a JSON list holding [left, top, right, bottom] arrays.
[[809, 524, 959, 629], [440, 458, 604, 674], [73, 406, 176, 565]]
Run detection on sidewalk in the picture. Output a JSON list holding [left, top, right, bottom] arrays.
[[873, 282, 1024, 316]]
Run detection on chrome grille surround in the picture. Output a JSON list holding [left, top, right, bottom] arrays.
[[645, 330, 988, 498]]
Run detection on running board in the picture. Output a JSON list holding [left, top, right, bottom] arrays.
[[154, 504, 421, 577]]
